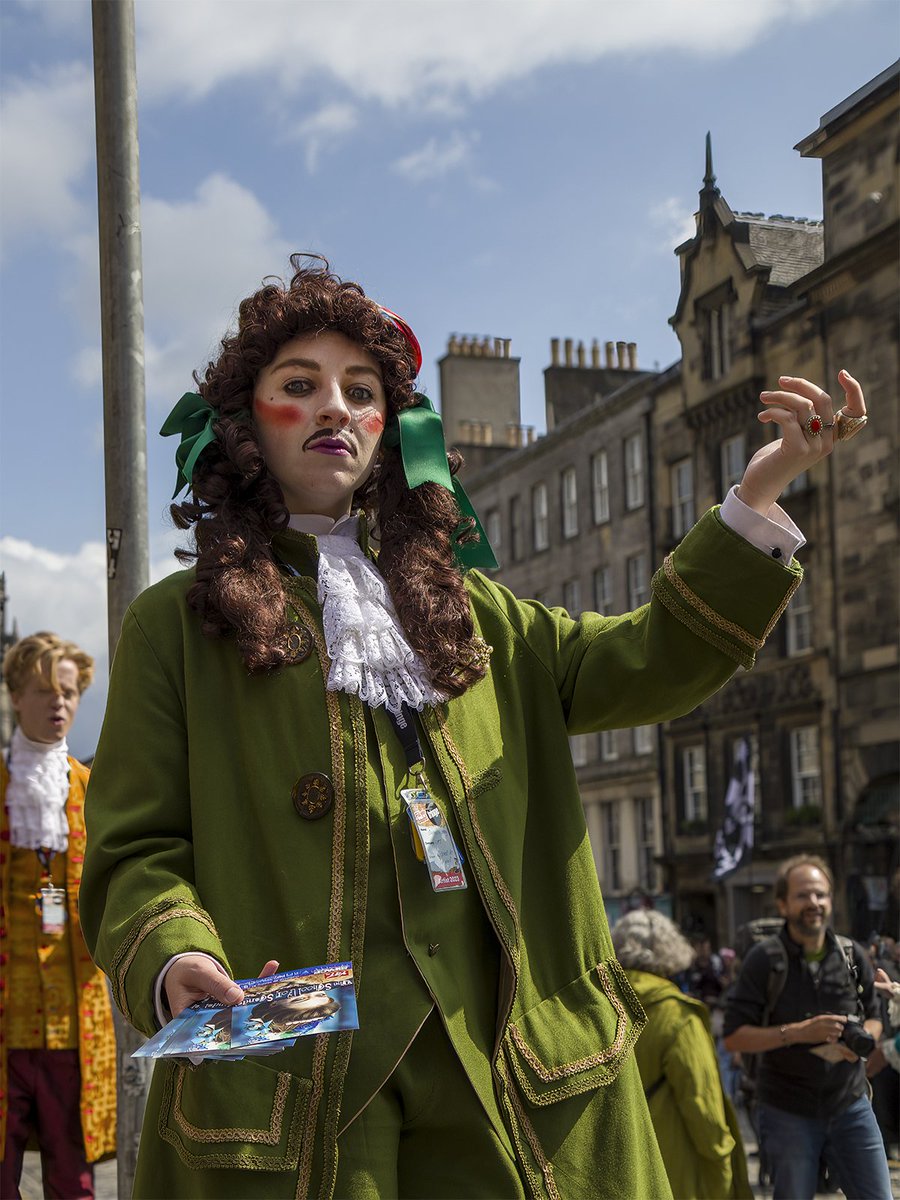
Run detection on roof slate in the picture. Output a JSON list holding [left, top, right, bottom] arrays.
[[733, 214, 824, 287]]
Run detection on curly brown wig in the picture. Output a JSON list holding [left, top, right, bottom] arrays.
[[171, 254, 487, 697]]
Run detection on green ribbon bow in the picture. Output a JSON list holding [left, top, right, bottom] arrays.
[[383, 394, 498, 571], [160, 392, 246, 498]]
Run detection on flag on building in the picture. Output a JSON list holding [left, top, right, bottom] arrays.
[[712, 737, 755, 880]]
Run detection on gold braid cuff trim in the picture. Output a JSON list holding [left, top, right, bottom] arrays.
[[501, 1050, 561, 1200], [157, 1062, 309, 1171], [662, 554, 763, 650], [172, 1064, 290, 1144], [435, 713, 521, 968], [651, 575, 755, 671], [111, 900, 220, 1022]]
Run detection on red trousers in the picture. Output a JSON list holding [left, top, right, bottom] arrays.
[[1, 1050, 93, 1200]]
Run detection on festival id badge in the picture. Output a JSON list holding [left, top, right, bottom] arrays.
[[401, 788, 467, 893], [40, 887, 67, 935]]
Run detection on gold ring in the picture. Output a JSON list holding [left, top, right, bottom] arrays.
[[834, 409, 867, 442]]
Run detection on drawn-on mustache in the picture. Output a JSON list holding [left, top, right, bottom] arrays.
[[302, 428, 355, 454]]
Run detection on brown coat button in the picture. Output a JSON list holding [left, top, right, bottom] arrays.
[[292, 773, 334, 820], [281, 623, 313, 664]]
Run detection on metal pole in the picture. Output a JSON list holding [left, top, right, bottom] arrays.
[[91, 0, 150, 1192]]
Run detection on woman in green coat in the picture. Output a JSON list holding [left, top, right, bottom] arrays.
[[612, 910, 752, 1200], [79, 256, 866, 1199]]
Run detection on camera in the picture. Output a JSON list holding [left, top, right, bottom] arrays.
[[839, 1015, 875, 1058]]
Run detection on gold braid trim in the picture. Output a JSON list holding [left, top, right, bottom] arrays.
[[501, 1050, 561, 1200], [662, 554, 762, 650], [651, 575, 755, 671], [761, 568, 803, 641], [158, 1062, 309, 1171], [509, 963, 629, 1080], [288, 588, 346, 1200], [495, 1054, 544, 1200], [112, 901, 220, 1022], [172, 1064, 290, 1144], [434, 712, 521, 968], [318, 697, 371, 1200]]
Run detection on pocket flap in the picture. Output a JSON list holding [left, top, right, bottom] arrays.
[[159, 1057, 311, 1170], [505, 958, 645, 1105]]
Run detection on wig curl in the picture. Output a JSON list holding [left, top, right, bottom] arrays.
[[171, 254, 487, 696]]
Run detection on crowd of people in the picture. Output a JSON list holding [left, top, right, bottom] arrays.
[[1, 255, 893, 1200]]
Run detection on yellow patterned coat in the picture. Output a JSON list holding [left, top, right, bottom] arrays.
[[0, 758, 117, 1163]]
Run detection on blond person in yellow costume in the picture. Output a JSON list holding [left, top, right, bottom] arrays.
[[0, 633, 116, 1199]]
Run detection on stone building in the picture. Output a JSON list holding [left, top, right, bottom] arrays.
[[457, 63, 899, 941]]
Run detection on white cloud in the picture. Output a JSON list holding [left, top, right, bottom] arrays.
[[392, 130, 477, 182], [0, 62, 94, 259], [68, 174, 292, 408], [649, 197, 698, 252], [133, 0, 849, 108], [287, 102, 359, 172]]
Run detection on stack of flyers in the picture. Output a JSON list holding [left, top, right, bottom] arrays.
[[134, 961, 358, 1065]]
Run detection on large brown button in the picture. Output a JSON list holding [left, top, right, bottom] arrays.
[[281, 623, 313, 664], [292, 773, 334, 820]]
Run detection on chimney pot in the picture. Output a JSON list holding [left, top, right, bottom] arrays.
[[627, 342, 637, 370], [605, 341, 615, 368], [503, 338, 511, 358], [448, 334, 458, 355], [577, 340, 586, 368], [564, 338, 574, 367], [550, 338, 560, 366], [616, 340, 627, 369], [482, 422, 493, 445], [526, 427, 535, 445], [591, 339, 600, 368]]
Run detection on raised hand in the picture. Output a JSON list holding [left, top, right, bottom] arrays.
[[737, 370, 866, 516]]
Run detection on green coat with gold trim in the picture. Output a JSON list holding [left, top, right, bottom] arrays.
[[79, 508, 800, 1200]]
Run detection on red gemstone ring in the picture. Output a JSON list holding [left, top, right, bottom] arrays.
[[805, 413, 824, 436]]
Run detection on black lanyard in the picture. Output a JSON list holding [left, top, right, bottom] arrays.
[[384, 703, 426, 777]]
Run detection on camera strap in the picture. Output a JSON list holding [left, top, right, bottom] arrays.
[[835, 935, 867, 1022]]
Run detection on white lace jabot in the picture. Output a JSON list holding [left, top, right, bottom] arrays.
[[6, 725, 70, 852], [287, 513, 446, 716]]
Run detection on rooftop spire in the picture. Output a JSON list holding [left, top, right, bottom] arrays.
[[703, 131, 716, 192]]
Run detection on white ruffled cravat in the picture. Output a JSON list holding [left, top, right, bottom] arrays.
[[6, 725, 70, 852], [287, 513, 446, 716]]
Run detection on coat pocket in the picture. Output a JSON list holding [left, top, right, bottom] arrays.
[[158, 1057, 311, 1170], [505, 958, 645, 1105]]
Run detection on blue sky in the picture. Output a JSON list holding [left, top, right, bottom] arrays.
[[1, 0, 897, 755]]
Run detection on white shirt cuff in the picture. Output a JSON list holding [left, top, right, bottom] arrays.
[[720, 486, 806, 563], [153, 951, 221, 1028]]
